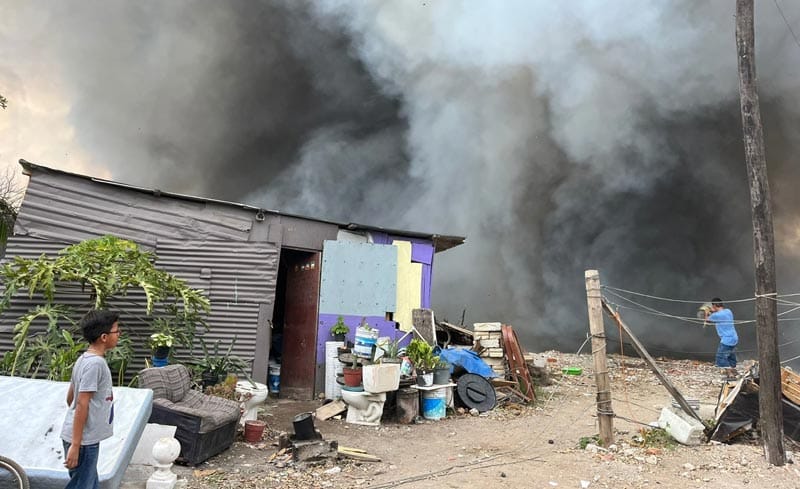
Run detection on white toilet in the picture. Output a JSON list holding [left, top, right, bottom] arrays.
[[235, 380, 269, 424], [341, 389, 386, 426]]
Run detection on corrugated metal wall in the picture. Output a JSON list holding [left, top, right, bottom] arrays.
[[0, 236, 278, 382], [1, 167, 281, 382], [154, 239, 278, 368]]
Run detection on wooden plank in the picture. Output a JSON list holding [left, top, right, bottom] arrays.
[[338, 445, 367, 454], [602, 300, 711, 430], [315, 400, 347, 421], [412, 308, 436, 344], [781, 368, 800, 405], [338, 447, 381, 462], [491, 379, 517, 387]]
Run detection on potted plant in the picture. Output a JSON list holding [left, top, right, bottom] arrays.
[[331, 316, 349, 342], [433, 358, 451, 385], [342, 355, 363, 387], [190, 336, 251, 388], [406, 338, 438, 386], [149, 332, 174, 367], [376, 331, 411, 364]]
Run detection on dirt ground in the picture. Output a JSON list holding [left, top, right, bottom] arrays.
[[174, 352, 800, 489]]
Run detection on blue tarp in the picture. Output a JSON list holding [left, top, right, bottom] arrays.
[[435, 347, 498, 378]]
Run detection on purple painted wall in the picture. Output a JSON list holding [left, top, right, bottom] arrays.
[[316, 314, 411, 366]]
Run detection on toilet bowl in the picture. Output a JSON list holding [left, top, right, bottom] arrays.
[[235, 380, 269, 424], [341, 389, 386, 426]]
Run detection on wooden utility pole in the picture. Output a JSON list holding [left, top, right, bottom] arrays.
[[585, 270, 613, 446], [735, 0, 784, 465]]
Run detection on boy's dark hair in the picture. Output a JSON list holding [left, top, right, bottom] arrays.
[[711, 298, 724, 308], [80, 309, 120, 343]]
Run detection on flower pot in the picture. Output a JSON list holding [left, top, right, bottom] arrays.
[[243, 420, 266, 443], [342, 367, 363, 387], [201, 370, 220, 389], [416, 371, 434, 387], [153, 346, 170, 359], [332, 333, 346, 343], [433, 366, 451, 385]]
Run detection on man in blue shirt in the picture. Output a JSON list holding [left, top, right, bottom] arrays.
[[705, 297, 738, 379]]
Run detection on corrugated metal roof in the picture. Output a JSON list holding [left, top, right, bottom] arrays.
[[18, 159, 465, 252]]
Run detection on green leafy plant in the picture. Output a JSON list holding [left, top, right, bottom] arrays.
[[149, 332, 174, 349], [190, 336, 251, 383], [578, 434, 602, 449], [0, 235, 210, 383], [106, 333, 135, 386], [406, 338, 439, 372], [331, 316, 349, 336], [631, 427, 677, 449]]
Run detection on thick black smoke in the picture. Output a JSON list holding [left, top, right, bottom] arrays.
[[13, 1, 800, 361]]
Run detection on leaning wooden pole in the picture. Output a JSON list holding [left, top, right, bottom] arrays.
[[735, 0, 784, 465], [602, 300, 711, 430], [585, 270, 613, 446]]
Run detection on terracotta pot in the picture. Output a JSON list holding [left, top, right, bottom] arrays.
[[342, 367, 363, 387], [243, 420, 266, 443]]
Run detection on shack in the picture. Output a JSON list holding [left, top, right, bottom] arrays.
[[0, 160, 464, 399]]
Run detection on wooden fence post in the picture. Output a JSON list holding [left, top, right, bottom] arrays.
[[585, 269, 614, 446]]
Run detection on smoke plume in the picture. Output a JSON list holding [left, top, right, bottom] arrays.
[[8, 1, 800, 360]]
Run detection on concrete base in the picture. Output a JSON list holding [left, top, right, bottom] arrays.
[[131, 424, 178, 465], [292, 439, 338, 464], [658, 406, 705, 445]]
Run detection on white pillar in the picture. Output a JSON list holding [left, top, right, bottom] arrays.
[[146, 437, 181, 489]]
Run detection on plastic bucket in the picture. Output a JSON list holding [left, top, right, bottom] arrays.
[[244, 420, 266, 443], [151, 356, 169, 368], [420, 387, 448, 420], [433, 367, 450, 385], [293, 412, 316, 440], [353, 326, 379, 359], [416, 372, 434, 387], [268, 364, 281, 393]]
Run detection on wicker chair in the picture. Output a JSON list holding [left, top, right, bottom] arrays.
[[138, 364, 241, 465]]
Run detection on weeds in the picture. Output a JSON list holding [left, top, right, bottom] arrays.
[[631, 427, 677, 450]]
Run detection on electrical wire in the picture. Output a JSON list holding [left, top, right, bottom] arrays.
[[601, 285, 757, 305], [773, 0, 800, 52]]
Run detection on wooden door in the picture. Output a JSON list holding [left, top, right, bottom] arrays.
[[280, 252, 320, 399]]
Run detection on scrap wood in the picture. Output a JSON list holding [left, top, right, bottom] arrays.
[[316, 399, 347, 420], [268, 448, 288, 462], [491, 378, 517, 387], [781, 368, 800, 405], [338, 446, 381, 462]]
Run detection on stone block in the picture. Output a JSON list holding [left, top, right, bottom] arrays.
[[658, 406, 705, 445], [473, 322, 502, 332]]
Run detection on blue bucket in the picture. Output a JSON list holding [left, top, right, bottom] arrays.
[[268, 364, 281, 393], [151, 356, 169, 368], [421, 387, 448, 420]]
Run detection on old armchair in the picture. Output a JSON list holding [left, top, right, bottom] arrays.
[[138, 364, 241, 465]]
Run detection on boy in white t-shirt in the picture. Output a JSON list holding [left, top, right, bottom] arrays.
[[60, 310, 121, 489]]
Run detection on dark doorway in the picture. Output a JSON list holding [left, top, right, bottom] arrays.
[[272, 249, 321, 400]]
